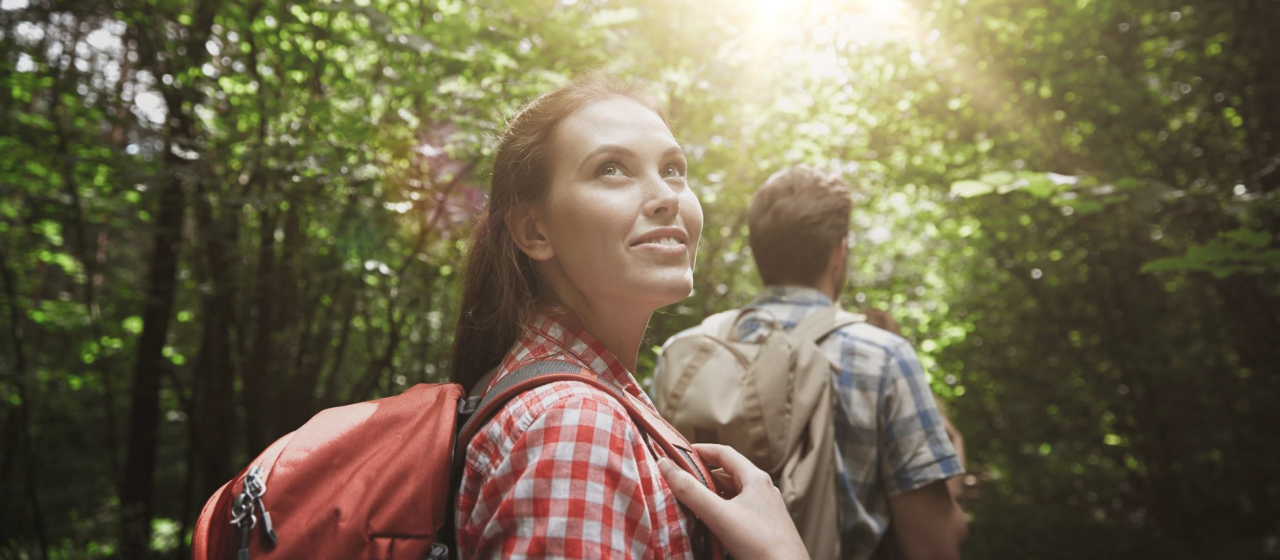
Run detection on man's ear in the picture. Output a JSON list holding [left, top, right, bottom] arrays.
[[506, 206, 555, 261], [827, 234, 850, 295], [828, 235, 849, 273]]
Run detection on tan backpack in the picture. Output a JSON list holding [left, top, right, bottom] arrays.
[[654, 306, 864, 560]]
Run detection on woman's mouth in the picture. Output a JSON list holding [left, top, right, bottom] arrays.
[[632, 237, 684, 247], [629, 228, 689, 255]]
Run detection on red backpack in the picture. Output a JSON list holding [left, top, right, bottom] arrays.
[[192, 360, 723, 560]]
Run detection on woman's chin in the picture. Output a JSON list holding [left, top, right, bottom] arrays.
[[626, 273, 695, 309]]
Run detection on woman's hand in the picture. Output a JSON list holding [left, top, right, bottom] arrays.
[[658, 443, 810, 560]]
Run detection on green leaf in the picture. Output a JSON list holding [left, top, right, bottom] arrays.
[[33, 220, 64, 246], [980, 171, 1015, 186], [1070, 200, 1104, 215], [950, 180, 994, 198], [123, 316, 144, 335], [1185, 241, 1234, 262], [1140, 257, 1201, 274], [1114, 177, 1140, 190], [1021, 173, 1060, 198], [1223, 228, 1272, 249]]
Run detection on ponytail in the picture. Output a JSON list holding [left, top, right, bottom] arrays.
[[450, 213, 539, 392]]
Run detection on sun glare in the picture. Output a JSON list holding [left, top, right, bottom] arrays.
[[733, 0, 916, 87], [744, 0, 915, 51], [868, 0, 905, 24]]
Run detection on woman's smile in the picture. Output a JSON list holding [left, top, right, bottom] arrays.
[[629, 226, 690, 256]]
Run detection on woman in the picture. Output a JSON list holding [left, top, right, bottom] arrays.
[[450, 72, 808, 559]]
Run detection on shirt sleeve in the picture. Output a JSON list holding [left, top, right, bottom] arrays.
[[878, 341, 964, 496], [459, 386, 669, 559]]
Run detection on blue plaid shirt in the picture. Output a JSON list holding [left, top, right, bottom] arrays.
[[657, 286, 962, 560]]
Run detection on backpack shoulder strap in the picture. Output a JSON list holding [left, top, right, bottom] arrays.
[[451, 359, 725, 559], [790, 306, 866, 344], [699, 309, 743, 341], [454, 360, 590, 460], [702, 307, 788, 342]]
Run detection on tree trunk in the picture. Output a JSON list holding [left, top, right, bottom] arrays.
[[118, 162, 186, 559], [245, 205, 278, 455], [191, 185, 238, 498], [271, 193, 303, 434], [0, 250, 49, 560], [118, 0, 218, 551], [319, 289, 356, 407]]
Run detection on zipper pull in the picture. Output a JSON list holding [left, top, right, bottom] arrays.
[[245, 467, 278, 547], [238, 524, 251, 560], [230, 492, 256, 560]]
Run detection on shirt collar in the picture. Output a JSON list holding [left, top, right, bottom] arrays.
[[498, 311, 638, 396], [753, 285, 835, 308]]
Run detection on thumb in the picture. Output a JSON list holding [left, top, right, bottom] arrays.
[[658, 458, 726, 524]]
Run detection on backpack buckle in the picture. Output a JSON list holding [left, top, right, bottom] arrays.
[[428, 543, 449, 560], [457, 396, 481, 417]]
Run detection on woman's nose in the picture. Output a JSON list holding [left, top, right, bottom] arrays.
[[644, 175, 681, 219]]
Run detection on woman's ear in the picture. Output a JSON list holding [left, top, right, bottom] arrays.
[[507, 206, 555, 261]]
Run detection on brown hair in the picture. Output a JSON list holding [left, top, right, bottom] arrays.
[[450, 72, 666, 392], [746, 165, 853, 286]]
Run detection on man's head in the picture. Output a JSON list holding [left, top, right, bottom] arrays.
[[747, 165, 852, 295]]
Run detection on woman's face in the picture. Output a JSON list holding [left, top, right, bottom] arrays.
[[533, 95, 702, 310]]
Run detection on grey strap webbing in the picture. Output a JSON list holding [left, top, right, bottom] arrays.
[[457, 360, 602, 442], [789, 306, 865, 343], [468, 368, 500, 400]]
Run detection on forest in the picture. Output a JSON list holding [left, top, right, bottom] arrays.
[[1, 0, 1278, 557]]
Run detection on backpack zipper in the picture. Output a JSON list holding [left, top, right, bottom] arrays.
[[672, 446, 715, 559], [229, 466, 278, 559], [674, 447, 710, 488]]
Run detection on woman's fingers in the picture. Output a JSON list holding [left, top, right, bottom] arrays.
[[657, 458, 726, 524], [692, 444, 773, 487], [710, 469, 739, 497], [691, 444, 757, 477], [662, 450, 811, 560]]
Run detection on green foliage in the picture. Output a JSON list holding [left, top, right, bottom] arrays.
[[1142, 228, 1280, 277]]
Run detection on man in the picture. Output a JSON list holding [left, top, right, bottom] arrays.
[[657, 165, 967, 560]]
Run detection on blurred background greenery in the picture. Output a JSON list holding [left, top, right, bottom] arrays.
[[2, 0, 1278, 557]]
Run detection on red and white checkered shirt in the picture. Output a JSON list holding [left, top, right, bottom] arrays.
[[455, 313, 697, 559]]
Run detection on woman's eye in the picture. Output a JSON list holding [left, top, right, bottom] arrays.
[[599, 163, 622, 177], [662, 164, 684, 178]]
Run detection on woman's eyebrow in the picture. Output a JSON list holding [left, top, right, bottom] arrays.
[[664, 146, 686, 160], [579, 144, 636, 168]]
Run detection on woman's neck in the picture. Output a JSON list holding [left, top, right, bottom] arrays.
[[570, 303, 650, 373], [539, 281, 651, 374]]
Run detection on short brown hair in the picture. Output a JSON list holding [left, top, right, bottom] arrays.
[[747, 165, 852, 286]]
